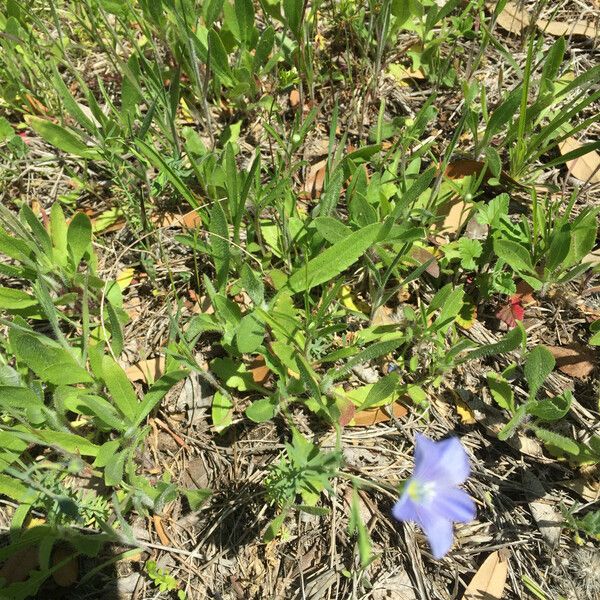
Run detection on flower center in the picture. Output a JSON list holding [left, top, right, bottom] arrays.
[[406, 479, 437, 505]]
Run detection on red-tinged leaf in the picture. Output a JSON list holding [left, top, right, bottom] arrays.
[[496, 296, 524, 328]]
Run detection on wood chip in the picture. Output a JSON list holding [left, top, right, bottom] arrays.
[[559, 138, 600, 184], [546, 343, 595, 379], [462, 551, 509, 600]]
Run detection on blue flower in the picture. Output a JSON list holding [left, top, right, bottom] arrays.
[[392, 433, 476, 559]]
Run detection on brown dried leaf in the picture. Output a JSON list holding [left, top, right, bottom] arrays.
[[248, 356, 271, 385], [152, 210, 203, 229], [125, 356, 166, 383], [462, 551, 508, 600], [52, 546, 79, 587], [523, 472, 563, 547], [560, 478, 600, 503], [289, 89, 300, 108], [410, 246, 440, 277], [491, 1, 598, 38], [559, 138, 600, 184], [347, 401, 408, 427], [302, 159, 328, 199], [547, 343, 595, 379]]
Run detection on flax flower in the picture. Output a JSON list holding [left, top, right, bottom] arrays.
[[392, 433, 476, 558]]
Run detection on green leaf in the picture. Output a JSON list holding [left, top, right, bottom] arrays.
[[24, 429, 99, 456], [432, 286, 464, 332], [236, 311, 264, 354], [9, 329, 92, 385], [246, 397, 279, 422], [67, 212, 92, 267], [283, 0, 303, 38], [497, 403, 528, 440], [486, 372, 515, 412], [94, 439, 121, 467], [208, 28, 232, 84], [264, 510, 287, 542], [524, 346, 555, 399], [182, 487, 212, 510], [24, 115, 98, 158], [528, 390, 571, 422], [104, 449, 126, 486], [360, 373, 399, 410], [465, 322, 526, 361], [493, 239, 534, 274], [240, 264, 265, 306], [211, 358, 255, 391], [135, 369, 189, 427], [209, 199, 230, 291], [212, 390, 234, 432], [287, 223, 382, 293], [533, 426, 580, 456], [0, 473, 36, 503], [100, 354, 139, 423], [311, 216, 352, 244], [0, 287, 37, 310], [234, 0, 255, 45]]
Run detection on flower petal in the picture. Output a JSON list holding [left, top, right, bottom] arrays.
[[392, 490, 419, 522], [413, 433, 470, 486], [415, 506, 454, 559], [429, 487, 476, 523]]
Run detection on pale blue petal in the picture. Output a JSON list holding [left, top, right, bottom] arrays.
[[392, 491, 419, 522], [413, 434, 470, 486], [416, 507, 454, 559], [429, 487, 476, 523]]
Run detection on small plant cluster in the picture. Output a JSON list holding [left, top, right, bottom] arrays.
[[1, 0, 599, 597]]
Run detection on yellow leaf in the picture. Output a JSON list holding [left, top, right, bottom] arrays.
[[116, 268, 135, 291], [340, 285, 369, 314], [455, 398, 476, 425]]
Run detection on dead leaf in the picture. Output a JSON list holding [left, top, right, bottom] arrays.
[[546, 343, 595, 379], [152, 515, 171, 546], [410, 246, 440, 278], [52, 546, 79, 587], [289, 89, 300, 108], [152, 210, 203, 229], [0, 546, 40, 584], [560, 478, 600, 502], [116, 267, 136, 291], [462, 551, 508, 600], [434, 195, 471, 240], [347, 401, 408, 426], [455, 397, 476, 425], [125, 356, 166, 383], [523, 472, 563, 547], [248, 356, 271, 385], [302, 159, 327, 199], [491, 1, 598, 38], [496, 296, 525, 328], [559, 138, 600, 184], [445, 158, 525, 189]]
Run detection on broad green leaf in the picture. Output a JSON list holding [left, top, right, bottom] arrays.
[[23, 429, 99, 456], [498, 403, 528, 440], [50, 203, 68, 266], [135, 369, 189, 427], [240, 264, 265, 306], [94, 439, 121, 467], [528, 390, 571, 422], [287, 223, 382, 293], [208, 28, 232, 84], [9, 329, 92, 385], [24, 115, 98, 158], [211, 358, 255, 391], [182, 487, 212, 510], [100, 354, 139, 422], [524, 346, 555, 399], [236, 311, 264, 354], [311, 216, 352, 244], [209, 199, 230, 291], [246, 397, 279, 422], [0, 473, 36, 503], [67, 212, 92, 267], [533, 426, 580, 455], [212, 390, 233, 432], [0, 287, 37, 310], [104, 449, 126, 486], [486, 372, 514, 412], [360, 373, 399, 410], [235, 0, 255, 45], [283, 0, 303, 38], [493, 239, 534, 274]]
